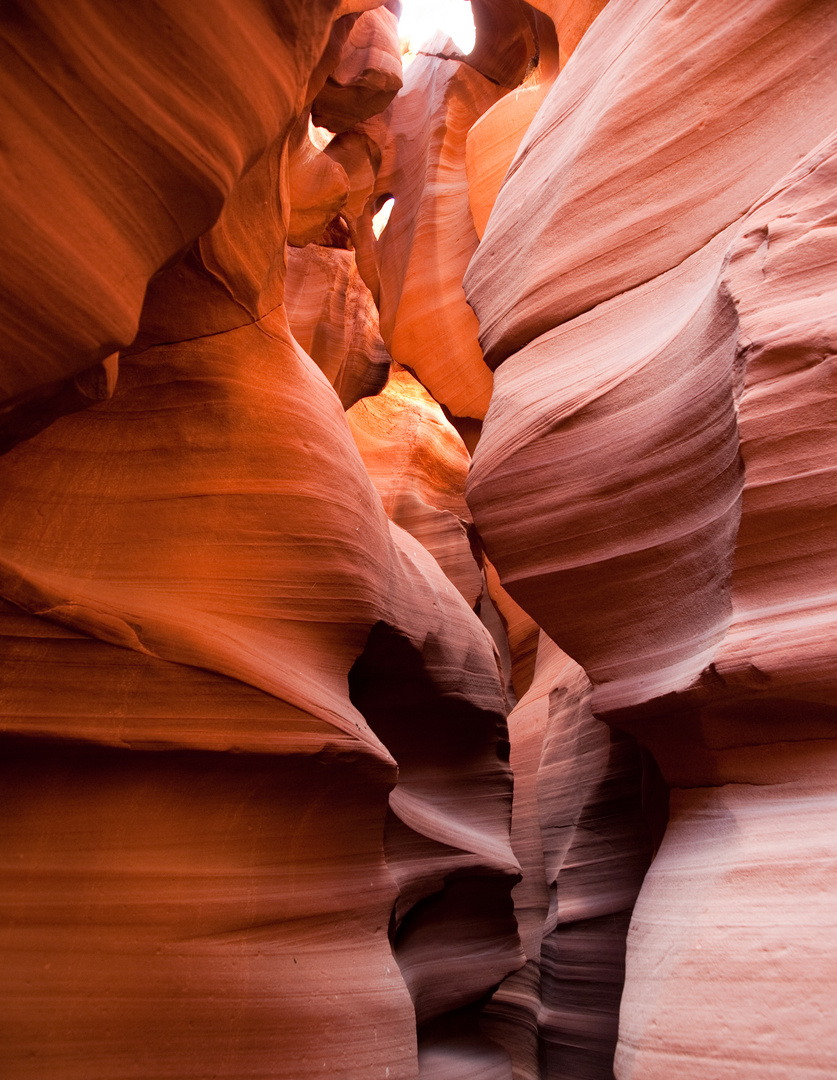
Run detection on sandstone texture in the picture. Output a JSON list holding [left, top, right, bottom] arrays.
[[1, 1, 836, 1078], [0, 4, 516, 1077], [464, 1, 837, 1077]]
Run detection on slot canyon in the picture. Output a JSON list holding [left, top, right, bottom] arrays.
[[1, 1, 836, 1077]]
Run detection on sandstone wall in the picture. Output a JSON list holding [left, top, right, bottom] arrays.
[[1, 1, 835, 1078]]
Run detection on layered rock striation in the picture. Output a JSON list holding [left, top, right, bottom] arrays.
[[2, 1, 836, 1079], [0, 4, 519, 1077], [465, 1, 837, 1077]]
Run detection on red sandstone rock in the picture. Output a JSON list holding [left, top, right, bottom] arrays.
[[464, 0, 538, 90], [3, 1, 837, 1078], [617, 777, 837, 1080], [466, 0, 837, 369], [482, 559, 540, 701], [466, 63, 559, 243], [286, 243, 391, 408], [0, 732, 416, 1079], [358, 43, 506, 424], [480, 633, 652, 1079], [348, 367, 483, 607], [0, 0, 343, 413], [287, 118, 351, 247], [0, 272, 519, 1080], [313, 4, 403, 133], [0, 3, 522, 1077], [527, 0, 610, 68], [468, 232, 744, 714], [465, 2, 837, 1076]]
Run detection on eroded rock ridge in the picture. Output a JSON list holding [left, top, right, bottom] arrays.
[[1, 2, 835, 1078]]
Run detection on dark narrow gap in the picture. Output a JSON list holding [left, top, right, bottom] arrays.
[[349, 620, 521, 1075]]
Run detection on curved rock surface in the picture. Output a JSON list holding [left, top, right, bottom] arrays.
[[359, 41, 505, 424], [465, 1, 837, 1077], [349, 366, 483, 607], [469, 233, 743, 712], [466, 0, 837, 368], [286, 243, 392, 408], [0, 265, 519, 1078], [3, 1, 837, 1078], [483, 634, 652, 1079], [313, 3, 403, 133], [0, 0, 341, 411], [0, 4, 521, 1077]]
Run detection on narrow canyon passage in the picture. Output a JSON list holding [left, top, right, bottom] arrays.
[[1, 2, 836, 1079]]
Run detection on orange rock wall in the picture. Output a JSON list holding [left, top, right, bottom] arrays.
[[2, 1, 836, 1079], [0, 4, 517, 1077]]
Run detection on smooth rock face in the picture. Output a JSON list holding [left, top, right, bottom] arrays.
[[466, 0, 837, 368], [618, 778, 837, 1080], [482, 634, 653, 1079], [464, 0, 837, 1077], [348, 367, 484, 607], [0, 278, 519, 1076], [361, 44, 505, 423], [2, 1, 837, 1079], [0, 4, 520, 1078], [0, 738, 416, 1080], [717, 132, 837, 713], [312, 4, 403, 133], [524, 0, 610, 68], [286, 243, 392, 408], [0, 0, 340, 407], [468, 234, 745, 712]]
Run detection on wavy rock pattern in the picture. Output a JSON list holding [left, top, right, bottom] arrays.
[[286, 243, 392, 408], [0, 4, 521, 1077], [349, 367, 483, 607], [0, 281, 517, 1076], [0, 0, 341, 411], [466, 1, 837, 1077], [313, 4, 402, 133], [482, 634, 652, 1078], [359, 43, 505, 424], [467, 0, 837, 368], [469, 235, 744, 712], [3, 1, 837, 1078], [0, 732, 414, 1079]]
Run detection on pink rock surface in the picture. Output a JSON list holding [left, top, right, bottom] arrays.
[[466, 0, 837, 369], [3, 0, 837, 1077], [465, 1, 837, 1076], [717, 131, 837, 711], [468, 231, 744, 713], [483, 634, 652, 1078], [618, 776, 837, 1080]]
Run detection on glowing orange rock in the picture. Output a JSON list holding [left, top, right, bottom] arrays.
[[349, 366, 482, 606]]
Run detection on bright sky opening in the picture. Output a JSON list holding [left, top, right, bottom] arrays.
[[398, 0, 476, 54]]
